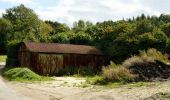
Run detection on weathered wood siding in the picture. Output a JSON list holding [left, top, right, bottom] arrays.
[[18, 44, 31, 68], [37, 54, 64, 75]]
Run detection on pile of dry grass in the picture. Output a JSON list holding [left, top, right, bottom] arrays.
[[102, 62, 135, 82], [102, 48, 170, 82], [122, 48, 170, 81]]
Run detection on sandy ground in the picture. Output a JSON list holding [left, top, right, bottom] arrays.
[[1, 62, 170, 100], [5, 77, 170, 100]]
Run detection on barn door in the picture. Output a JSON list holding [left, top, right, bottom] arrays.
[[38, 54, 63, 75]]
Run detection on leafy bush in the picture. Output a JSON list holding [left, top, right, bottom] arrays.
[[3, 67, 52, 81], [102, 62, 135, 82], [6, 40, 21, 67], [51, 32, 70, 43]]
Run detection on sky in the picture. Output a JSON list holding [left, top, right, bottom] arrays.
[[0, 0, 170, 26]]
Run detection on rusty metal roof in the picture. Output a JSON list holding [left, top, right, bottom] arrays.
[[23, 42, 103, 55]]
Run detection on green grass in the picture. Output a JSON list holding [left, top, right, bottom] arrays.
[[2, 67, 53, 82], [84, 75, 155, 88], [0, 55, 7, 62]]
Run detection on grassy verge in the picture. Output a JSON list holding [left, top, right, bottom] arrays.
[[82, 75, 156, 88], [0, 55, 7, 62], [2, 67, 53, 82]]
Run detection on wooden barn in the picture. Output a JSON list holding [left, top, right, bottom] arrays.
[[18, 42, 106, 75]]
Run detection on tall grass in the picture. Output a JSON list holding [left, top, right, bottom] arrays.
[[139, 48, 169, 64], [102, 61, 135, 82], [123, 48, 169, 68], [122, 56, 154, 68]]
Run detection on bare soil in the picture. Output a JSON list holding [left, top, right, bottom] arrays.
[[6, 77, 170, 100]]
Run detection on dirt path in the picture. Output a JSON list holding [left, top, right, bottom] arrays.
[[7, 77, 170, 100]]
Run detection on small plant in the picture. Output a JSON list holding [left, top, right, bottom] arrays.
[[3, 67, 52, 82]]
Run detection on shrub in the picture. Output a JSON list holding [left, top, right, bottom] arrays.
[[102, 62, 135, 82], [3, 67, 52, 81], [6, 40, 21, 67]]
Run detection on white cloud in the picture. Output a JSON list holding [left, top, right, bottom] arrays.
[[0, 0, 34, 4], [35, 0, 162, 26], [0, 9, 5, 17], [0, 0, 165, 26]]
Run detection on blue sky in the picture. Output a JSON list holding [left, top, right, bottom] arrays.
[[0, 0, 170, 26]]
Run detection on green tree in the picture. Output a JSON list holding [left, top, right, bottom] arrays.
[[45, 21, 70, 35], [0, 18, 12, 52], [2, 4, 46, 42]]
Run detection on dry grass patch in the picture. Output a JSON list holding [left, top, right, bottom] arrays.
[[102, 62, 135, 82]]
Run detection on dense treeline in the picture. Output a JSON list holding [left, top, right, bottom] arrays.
[[1, 5, 170, 62]]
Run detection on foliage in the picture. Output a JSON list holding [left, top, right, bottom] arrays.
[[45, 21, 70, 35], [3, 4, 40, 42], [70, 31, 93, 45], [51, 32, 70, 43], [2, 67, 52, 82], [6, 40, 21, 67], [0, 4, 52, 53], [0, 55, 7, 62], [0, 18, 12, 52]]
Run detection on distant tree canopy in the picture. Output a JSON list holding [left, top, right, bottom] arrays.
[[1, 4, 170, 62]]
